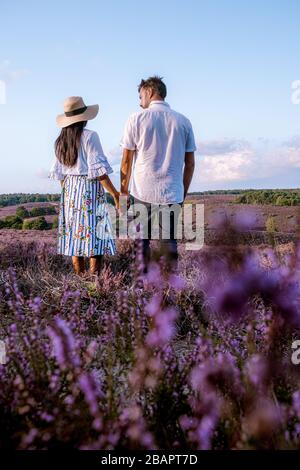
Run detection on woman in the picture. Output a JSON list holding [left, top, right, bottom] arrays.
[[49, 96, 119, 276]]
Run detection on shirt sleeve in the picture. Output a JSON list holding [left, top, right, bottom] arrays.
[[120, 115, 136, 150], [185, 120, 197, 152], [49, 158, 64, 180], [86, 131, 113, 179]]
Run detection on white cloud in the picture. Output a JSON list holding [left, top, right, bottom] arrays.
[[107, 146, 122, 165], [280, 136, 300, 167], [0, 60, 30, 83], [33, 135, 300, 194], [36, 168, 49, 179], [191, 136, 300, 189], [196, 138, 251, 156], [107, 136, 300, 188], [199, 149, 255, 182]]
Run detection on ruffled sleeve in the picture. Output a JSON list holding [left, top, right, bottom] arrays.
[[86, 131, 113, 179], [49, 158, 64, 180]]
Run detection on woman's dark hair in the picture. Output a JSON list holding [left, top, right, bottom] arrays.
[[55, 120, 87, 167]]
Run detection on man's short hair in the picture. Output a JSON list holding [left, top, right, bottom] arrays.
[[138, 76, 167, 99]]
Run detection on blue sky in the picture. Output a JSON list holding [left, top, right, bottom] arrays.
[[0, 0, 300, 193]]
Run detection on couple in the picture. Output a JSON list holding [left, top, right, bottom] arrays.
[[49, 76, 196, 276]]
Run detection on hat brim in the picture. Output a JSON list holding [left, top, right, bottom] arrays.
[[56, 104, 99, 128]]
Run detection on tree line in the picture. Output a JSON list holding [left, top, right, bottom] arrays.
[[235, 190, 300, 206], [0, 205, 58, 230], [0, 193, 60, 207]]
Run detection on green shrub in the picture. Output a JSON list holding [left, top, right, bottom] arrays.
[[265, 215, 278, 233], [52, 218, 58, 229], [22, 217, 49, 230], [3, 215, 23, 229], [16, 206, 30, 218], [29, 206, 56, 217]]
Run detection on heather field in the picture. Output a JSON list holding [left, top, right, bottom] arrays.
[[1, 195, 299, 233], [0, 201, 58, 218], [0, 200, 300, 450]]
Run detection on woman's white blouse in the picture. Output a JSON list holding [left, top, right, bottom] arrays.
[[49, 129, 113, 180]]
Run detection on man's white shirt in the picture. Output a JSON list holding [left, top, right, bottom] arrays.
[[121, 101, 196, 204]]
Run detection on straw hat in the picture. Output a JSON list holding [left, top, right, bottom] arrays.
[[56, 96, 99, 128]]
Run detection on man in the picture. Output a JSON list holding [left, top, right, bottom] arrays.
[[120, 76, 196, 272]]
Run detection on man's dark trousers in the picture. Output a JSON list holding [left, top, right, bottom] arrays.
[[132, 197, 183, 273]]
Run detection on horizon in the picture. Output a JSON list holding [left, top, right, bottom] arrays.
[[1, 187, 300, 197]]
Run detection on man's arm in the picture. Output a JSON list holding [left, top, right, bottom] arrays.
[[183, 152, 195, 200], [120, 149, 135, 195]]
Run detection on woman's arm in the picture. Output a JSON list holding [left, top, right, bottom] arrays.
[[97, 175, 120, 209]]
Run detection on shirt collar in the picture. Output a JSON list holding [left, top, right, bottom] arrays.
[[149, 100, 170, 108]]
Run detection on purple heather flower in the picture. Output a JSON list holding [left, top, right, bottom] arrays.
[[47, 317, 80, 370], [245, 354, 268, 388], [47, 326, 66, 369], [168, 273, 186, 290], [78, 372, 102, 427], [196, 414, 217, 450], [234, 210, 257, 231], [146, 307, 178, 347], [292, 390, 300, 420]]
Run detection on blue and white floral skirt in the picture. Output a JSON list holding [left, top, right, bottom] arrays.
[[57, 175, 116, 257]]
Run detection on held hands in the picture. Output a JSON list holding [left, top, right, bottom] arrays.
[[120, 192, 131, 209], [113, 191, 120, 211], [112, 191, 131, 214], [119, 192, 131, 216]]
